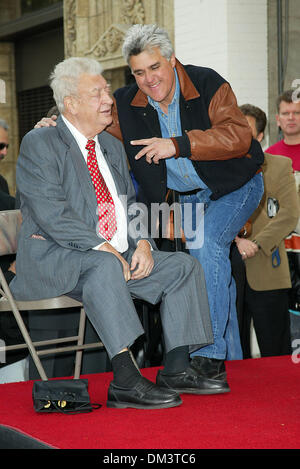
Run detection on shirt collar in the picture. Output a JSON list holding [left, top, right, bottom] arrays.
[[61, 114, 97, 151]]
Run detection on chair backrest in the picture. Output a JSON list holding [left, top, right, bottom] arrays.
[[0, 210, 22, 256]]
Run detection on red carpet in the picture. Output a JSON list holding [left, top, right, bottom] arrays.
[[0, 356, 299, 449]]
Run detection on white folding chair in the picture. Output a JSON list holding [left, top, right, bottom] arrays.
[[0, 210, 103, 381]]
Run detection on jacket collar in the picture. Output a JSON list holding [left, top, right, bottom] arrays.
[[56, 116, 116, 166], [130, 58, 200, 107]]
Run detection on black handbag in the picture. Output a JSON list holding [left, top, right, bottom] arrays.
[[32, 379, 101, 414]]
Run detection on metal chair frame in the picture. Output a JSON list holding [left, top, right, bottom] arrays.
[[0, 210, 103, 381]]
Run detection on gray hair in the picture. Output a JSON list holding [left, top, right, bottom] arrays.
[[0, 118, 9, 131], [122, 24, 174, 66], [49, 57, 103, 113]]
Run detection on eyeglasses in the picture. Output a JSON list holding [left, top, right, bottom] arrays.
[[0, 143, 9, 150]]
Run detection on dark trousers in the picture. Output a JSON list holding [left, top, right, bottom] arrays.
[[242, 284, 291, 358], [230, 243, 291, 359]]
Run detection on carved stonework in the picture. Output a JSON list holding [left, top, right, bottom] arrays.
[[63, 0, 174, 73], [122, 0, 145, 24], [64, 0, 76, 58], [85, 24, 130, 68]]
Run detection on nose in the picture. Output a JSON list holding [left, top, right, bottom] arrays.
[[144, 69, 155, 84], [102, 88, 113, 105]]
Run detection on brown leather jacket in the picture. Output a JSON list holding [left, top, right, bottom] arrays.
[[108, 59, 252, 160], [107, 59, 263, 204]]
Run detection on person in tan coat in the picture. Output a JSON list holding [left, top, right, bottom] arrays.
[[234, 104, 299, 357]]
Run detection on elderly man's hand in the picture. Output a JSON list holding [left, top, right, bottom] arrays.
[[131, 137, 176, 164], [130, 240, 154, 280], [98, 242, 131, 282]]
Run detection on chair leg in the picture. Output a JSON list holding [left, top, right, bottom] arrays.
[[0, 270, 48, 381], [73, 307, 86, 379], [15, 308, 48, 381]]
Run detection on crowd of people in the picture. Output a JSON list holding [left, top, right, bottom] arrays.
[[0, 24, 299, 409]]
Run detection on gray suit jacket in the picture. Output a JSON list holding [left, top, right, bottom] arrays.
[[11, 116, 155, 300]]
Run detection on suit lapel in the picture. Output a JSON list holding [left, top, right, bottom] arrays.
[[56, 117, 99, 224]]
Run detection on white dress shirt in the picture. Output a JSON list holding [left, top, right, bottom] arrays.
[[62, 115, 129, 253]]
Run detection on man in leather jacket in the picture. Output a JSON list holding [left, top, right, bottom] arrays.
[[35, 24, 264, 393], [110, 24, 264, 392]]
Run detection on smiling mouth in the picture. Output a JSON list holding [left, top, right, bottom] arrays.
[[149, 82, 160, 89]]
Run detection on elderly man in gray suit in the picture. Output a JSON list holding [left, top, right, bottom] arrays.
[[10, 57, 224, 409]]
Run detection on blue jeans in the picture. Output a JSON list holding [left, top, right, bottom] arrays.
[[180, 173, 264, 360]]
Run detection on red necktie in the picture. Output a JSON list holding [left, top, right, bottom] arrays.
[[85, 139, 117, 241]]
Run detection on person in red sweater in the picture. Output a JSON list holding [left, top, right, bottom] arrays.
[[267, 89, 300, 329], [266, 89, 300, 170]]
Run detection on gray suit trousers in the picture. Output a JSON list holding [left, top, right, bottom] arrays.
[[68, 249, 213, 359]]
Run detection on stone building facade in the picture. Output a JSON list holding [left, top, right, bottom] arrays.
[[64, 0, 174, 98], [0, 42, 19, 195], [0, 0, 299, 194], [0, 0, 175, 194]]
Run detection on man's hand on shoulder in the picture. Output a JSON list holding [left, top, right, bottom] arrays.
[[34, 114, 58, 129]]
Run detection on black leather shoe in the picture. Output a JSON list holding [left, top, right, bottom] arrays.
[[190, 357, 227, 380], [156, 366, 230, 395], [107, 376, 182, 409]]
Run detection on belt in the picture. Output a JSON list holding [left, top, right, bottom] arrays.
[[179, 188, 204, 197]]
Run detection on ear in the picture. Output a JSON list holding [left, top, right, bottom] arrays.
[[257, 131, 264, 143], [170, 53, 176, 68], [275, 114, 281, 128], [64, 96, 78, 115]]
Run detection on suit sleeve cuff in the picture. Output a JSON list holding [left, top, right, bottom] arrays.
[[137, 239, 153, 251], [93, 241, 108, 250]]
